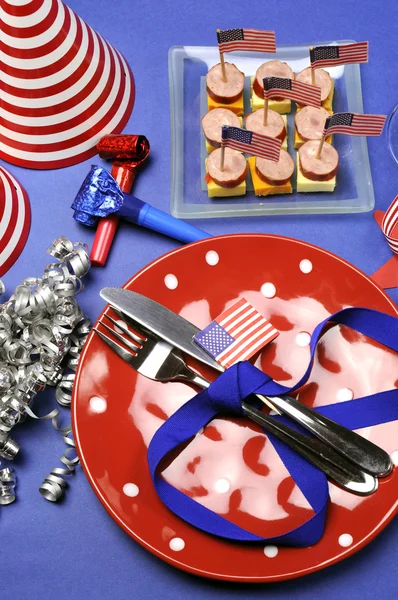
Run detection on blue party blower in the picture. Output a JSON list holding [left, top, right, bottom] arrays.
[[71, 166, 208, 260]]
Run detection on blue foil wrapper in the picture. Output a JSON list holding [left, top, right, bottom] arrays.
[[71, 166, 124, 226]]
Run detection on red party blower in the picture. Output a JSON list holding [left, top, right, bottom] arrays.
[[90, 134, 150, 266]]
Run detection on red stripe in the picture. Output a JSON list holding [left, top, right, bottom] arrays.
[[224, 307, 259, 335], [1, 12, 83, 79], [1, 0, 58, 38], [1, 0, 46, 17], [0, 6, 71, 60], [0, 48, 126, 153], [215, 298, 247, 324], [220, 324, 278, 366], [1, 18, 92, 98]]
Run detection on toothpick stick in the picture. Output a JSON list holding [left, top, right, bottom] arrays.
[[309, 46, 316, 86], [217, 29, 227, 82], [220, 145, 225, 171], [316, 135, 326, 159], [263, 97, 269, 126]]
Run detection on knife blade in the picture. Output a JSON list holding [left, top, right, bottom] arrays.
[[99, 287, 393, 478], [100, 287, 224, 372]]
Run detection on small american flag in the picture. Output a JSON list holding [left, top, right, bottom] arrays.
[[310, 42, 368, 69], [323, 112, 386, 137], [221, 126, 281, 162], [382, 195, 398, 255], [263, 76, 321, 107], [194, 298, 279, 368], [217, 28, 276, 54]]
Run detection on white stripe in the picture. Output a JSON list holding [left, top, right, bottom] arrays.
[[1, 35, 112, 128], [0, 5, 75, 69], [233, 329, 277, 362], [227, 311, 263, 337], [218, 323, 273, 363], [0, 0, 52, 27], [0, 39, 121, 143], [223, 306, 256, 332], [219, 301, 250, 327], [1, 21, 100, 108], [0, 169, 26, 265], [383, 197, 398, 232], [0, 13, 89, 88], [1, 1, 65, 49], [3, 0, 33, 5], [0, 50, 132, 162]]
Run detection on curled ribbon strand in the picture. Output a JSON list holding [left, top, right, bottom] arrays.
[[0, 237, 91, 503]]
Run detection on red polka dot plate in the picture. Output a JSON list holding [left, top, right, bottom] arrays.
[[72, 234, 398, 582]]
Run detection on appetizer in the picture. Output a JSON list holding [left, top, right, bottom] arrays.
[[250, 60, 294, 113], [205, 147, 247, 197], [206, 62, 245, 116], [295, 67, 334, 112], [248, 149, 294, 197], [201, 108, 241, 153], [296, 140, 338, 193], [245, 109, 288, 151], [294, 106, 332, 149]]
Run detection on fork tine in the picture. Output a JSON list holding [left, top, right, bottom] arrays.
[[104, 313, 144, 344], [94, 329, 137, 362], [98, 321, 141, 353]]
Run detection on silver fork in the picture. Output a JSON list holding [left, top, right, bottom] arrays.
[[94, 313, 378, 495]]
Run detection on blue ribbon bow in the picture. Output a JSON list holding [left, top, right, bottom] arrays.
[[147, 307, 398, 546]]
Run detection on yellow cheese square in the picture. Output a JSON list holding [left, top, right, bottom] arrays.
[[281, 115, 288, 151], [296, 153, 336, 193], [322, 78, 334, 112], [205, 117, 243, 153], [205, 158, 247, 198], [294, 129, 332, 149], [248, 156, 292, 197], [207, 94, 244, 116], [250, 76, 291, 114]]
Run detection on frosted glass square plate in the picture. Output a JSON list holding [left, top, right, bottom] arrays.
[[168, 41, 375, 219]]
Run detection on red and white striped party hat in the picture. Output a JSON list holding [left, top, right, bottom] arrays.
[[0, 0, 135, 169], [0, 165, 31, 275]]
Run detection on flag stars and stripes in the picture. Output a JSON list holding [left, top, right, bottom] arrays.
[[217, 28, 276, 54], [194, 298, 279, 369]]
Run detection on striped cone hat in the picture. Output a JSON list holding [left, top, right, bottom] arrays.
[[0, 0, 135, 169], [0, 165, 31, 275]]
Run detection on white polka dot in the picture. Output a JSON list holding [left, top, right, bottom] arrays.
[[299, 259, 313, 274], [123, 483, 139, 497], [390, 451, 398, 466], [338, 533, 353, 547], [89, 396, 107, 413], [164, 274, 178, 290], [336, 388, 354, 402], [169, 537, 185, 551], [205, 250, 219, 266], [295, 332, 311, 347], [214, 478, 230, 493], [261, 282, 276, 299], [263, 545, 278, 558]]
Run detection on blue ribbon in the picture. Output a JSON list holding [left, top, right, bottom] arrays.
[[147, 307, 398, 546], [71, 166, 144, 227]]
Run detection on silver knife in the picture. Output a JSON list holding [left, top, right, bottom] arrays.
[[100, 287, 393, 478]]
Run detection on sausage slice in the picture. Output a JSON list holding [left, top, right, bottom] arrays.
[[201, 108, 241, 148], [298, 140, 339, 181], [253, 60, 294, 99], [245, 109, 286, 141], [295, 67, 332, 103], [295, 106, 330, 141], [256, 149, 294, 185], [207, 148, 247, 187], [206, 63, 245, 104]]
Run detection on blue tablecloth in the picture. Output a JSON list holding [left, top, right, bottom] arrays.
[[2, 0, 398, 598]]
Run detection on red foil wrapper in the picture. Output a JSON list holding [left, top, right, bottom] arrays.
[[90, 135, 150, 266]]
